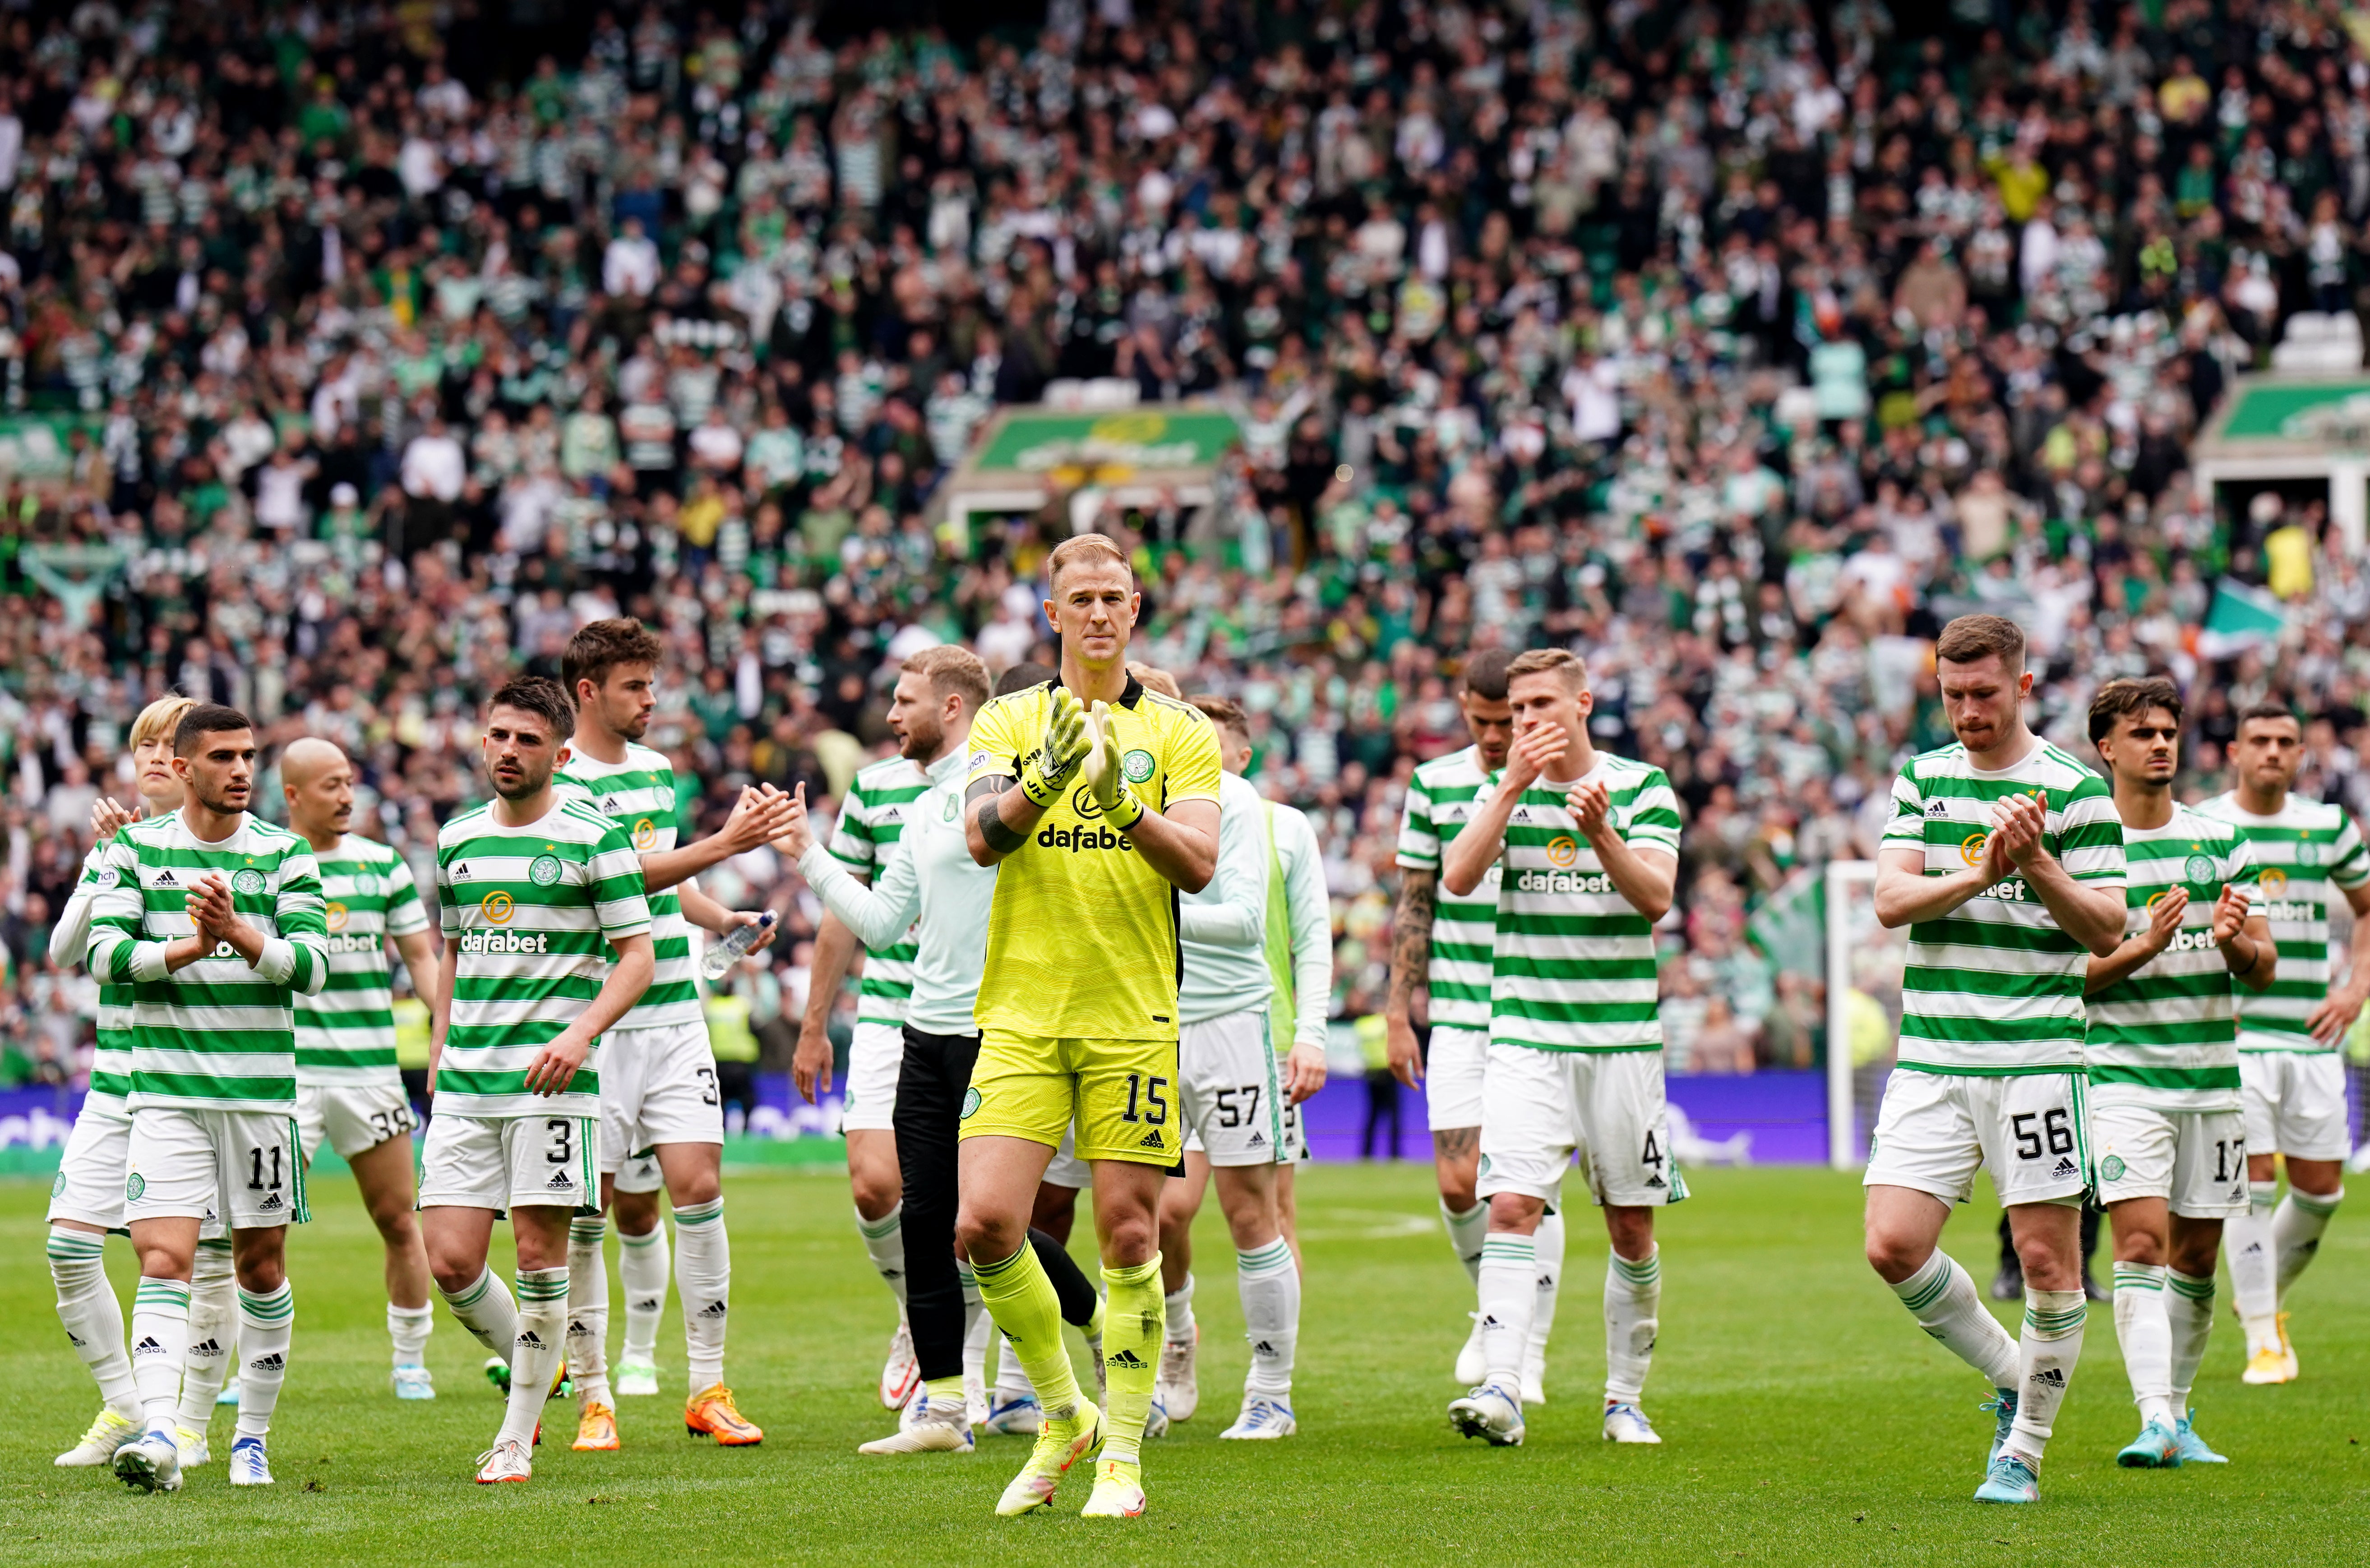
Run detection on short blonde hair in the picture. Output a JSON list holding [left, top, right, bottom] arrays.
[[902, 644, 990, 714], [1048, 532, 1131, 588], [1504, 648, 1589, 691], [1127, 661, 1183, 699], [128, 694, 197, 751]]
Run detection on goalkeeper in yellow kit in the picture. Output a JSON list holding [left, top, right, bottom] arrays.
[[959, 533, 1222, 1519]]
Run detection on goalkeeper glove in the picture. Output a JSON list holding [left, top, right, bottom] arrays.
[[1019, 687, 1092, 808], [1084, 701, 1145, 830]]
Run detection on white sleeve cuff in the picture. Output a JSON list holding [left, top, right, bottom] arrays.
[[129, 942, 171, 983], [254, 936, 296, 983]]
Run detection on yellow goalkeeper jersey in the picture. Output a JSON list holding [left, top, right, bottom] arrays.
[[967, 675, 1224, 1042]]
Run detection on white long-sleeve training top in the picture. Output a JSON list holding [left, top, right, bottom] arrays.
[[796, 748, 993, 1037], [1178, 769, 1273, 1026]]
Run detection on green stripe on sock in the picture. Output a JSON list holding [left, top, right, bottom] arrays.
[[1238, 1239, 1294, 1274], [47, 1231, 104, 1259], [569, 1218, 608, 1241], [1611, 1250, 1661, 1284], [621, 1229, 663, 1248], [2168, 1271, 2216, 1301], [676, 1199, 723, 1227], [135, 1279, 192, 1309], [857, 1209, 901, 1240], [196, 1236, 233, 1254], [2290, 1188, 2343, 1216], [238, 1285, 295, 1322], [1899, 1267, 1953, 1314]]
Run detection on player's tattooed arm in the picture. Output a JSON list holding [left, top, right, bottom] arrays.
[[967, 776, 1032, 860], [1386, 867, 1436, 1088]]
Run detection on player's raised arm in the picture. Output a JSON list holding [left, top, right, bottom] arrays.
[[1443, 723, 1558, 897]]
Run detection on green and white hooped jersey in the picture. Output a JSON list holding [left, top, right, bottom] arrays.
[[556, 743, 701, 1031], [1396, 745, 1502, 1033], [1488, 753, 1682, 1053], [2194, 791, 2370, 1054], [434, 798, 652, 1120], [292, 835, 431, 1088], [1881, 741, 2125, 1076], [828, 753, 930, 1028], [2084, 807, 2248, 1111], [68, 845, 135, 1106], [88, 813, 328, 1113]]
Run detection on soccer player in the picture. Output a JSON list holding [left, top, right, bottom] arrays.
[[1860, 614, 2127, 1505], [1151, 695, 1328, 1440], [1439, 649, 1684, 1449], [2081, 678, 2273, 1467], [44, 693, 242, 1470], [798, 676, 938, 1416], [1386, 652, 1547, 1388], [958, 532, 1222, 1519], [280, 738, 446, 1399], [2198, 703, 2370, 1383], [420, 677, 653, 1485], [554, 619, 786, 1450], [779, 646, 1105, 1453], [92, 704, 330, 1492]]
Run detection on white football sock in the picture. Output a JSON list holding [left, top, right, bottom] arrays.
[[497, 1267, 568, 1449], [675, 1198, 729, 1393], [129, 1276, 191, 1431], [619, 1220, 670, 1364], [1442, 1198, 1488, 1283], [388, 1302, 433, 1367], [233, 1282, 292, 1440], [176, 1238, 237, 1428], [48, 1227, 137, 1418], [1164, 1273, 1196, 1345], [1887, 1250, 2020, 1389], [2273, 1185, 2342, 1302], [439, 1264, 520, 1357], [1238, 1238, 1298, 1397], [566, 1214, 611, 1406], [2223, 1181, 2279, 1343], [1603, 1246, 1660, 1405], [1525, 1207, 1565, 1382], [962, 1264, 993, 1395], [994, 1331, 1033, 1403], [2111, 1263, 2173, 1427], [857, 1202, 908, 1307], [2007, 1288, 2087, 1464], [2166, 1269, 2215, 1419], [1476, 1234, 1536, 1393]]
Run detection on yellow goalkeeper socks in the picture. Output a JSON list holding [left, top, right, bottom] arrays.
[[1098, 1255, 1165, 1463], [973, 1242, 1081, 1419]]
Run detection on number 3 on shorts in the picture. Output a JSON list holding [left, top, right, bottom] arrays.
[[545, 1118, 574, 1164]]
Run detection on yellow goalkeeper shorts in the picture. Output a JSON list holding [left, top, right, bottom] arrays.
[[960, 1030, 1183, 1166]]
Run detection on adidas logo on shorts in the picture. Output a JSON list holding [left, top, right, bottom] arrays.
[[2051, 1157, 2079, 1180], [1645, 1175, 1666, 1188], [1247, 1132, 1265, 1147], [548, 1172, 575, 1190], [258, 1192, 284, 1211], [1138, 1130, 1164, 1149]]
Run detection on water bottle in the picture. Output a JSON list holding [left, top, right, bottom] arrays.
[[700, 911, 776, 981]]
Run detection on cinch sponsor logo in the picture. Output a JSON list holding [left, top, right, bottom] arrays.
[[460, 929, 552, 954], [1036, 824, 1136, 853], [1518, 869, 1613, 894]]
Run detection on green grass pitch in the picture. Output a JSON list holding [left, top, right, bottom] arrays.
[[3, 1162, 2366, 1565]]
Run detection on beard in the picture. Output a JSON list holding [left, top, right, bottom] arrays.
[[898, 717, 943, 760], [490, 765, 551, 801], [192, 781, 247, 817]]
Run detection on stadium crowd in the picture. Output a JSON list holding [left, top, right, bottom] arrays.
[[4, 0, 2370, 1097]]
